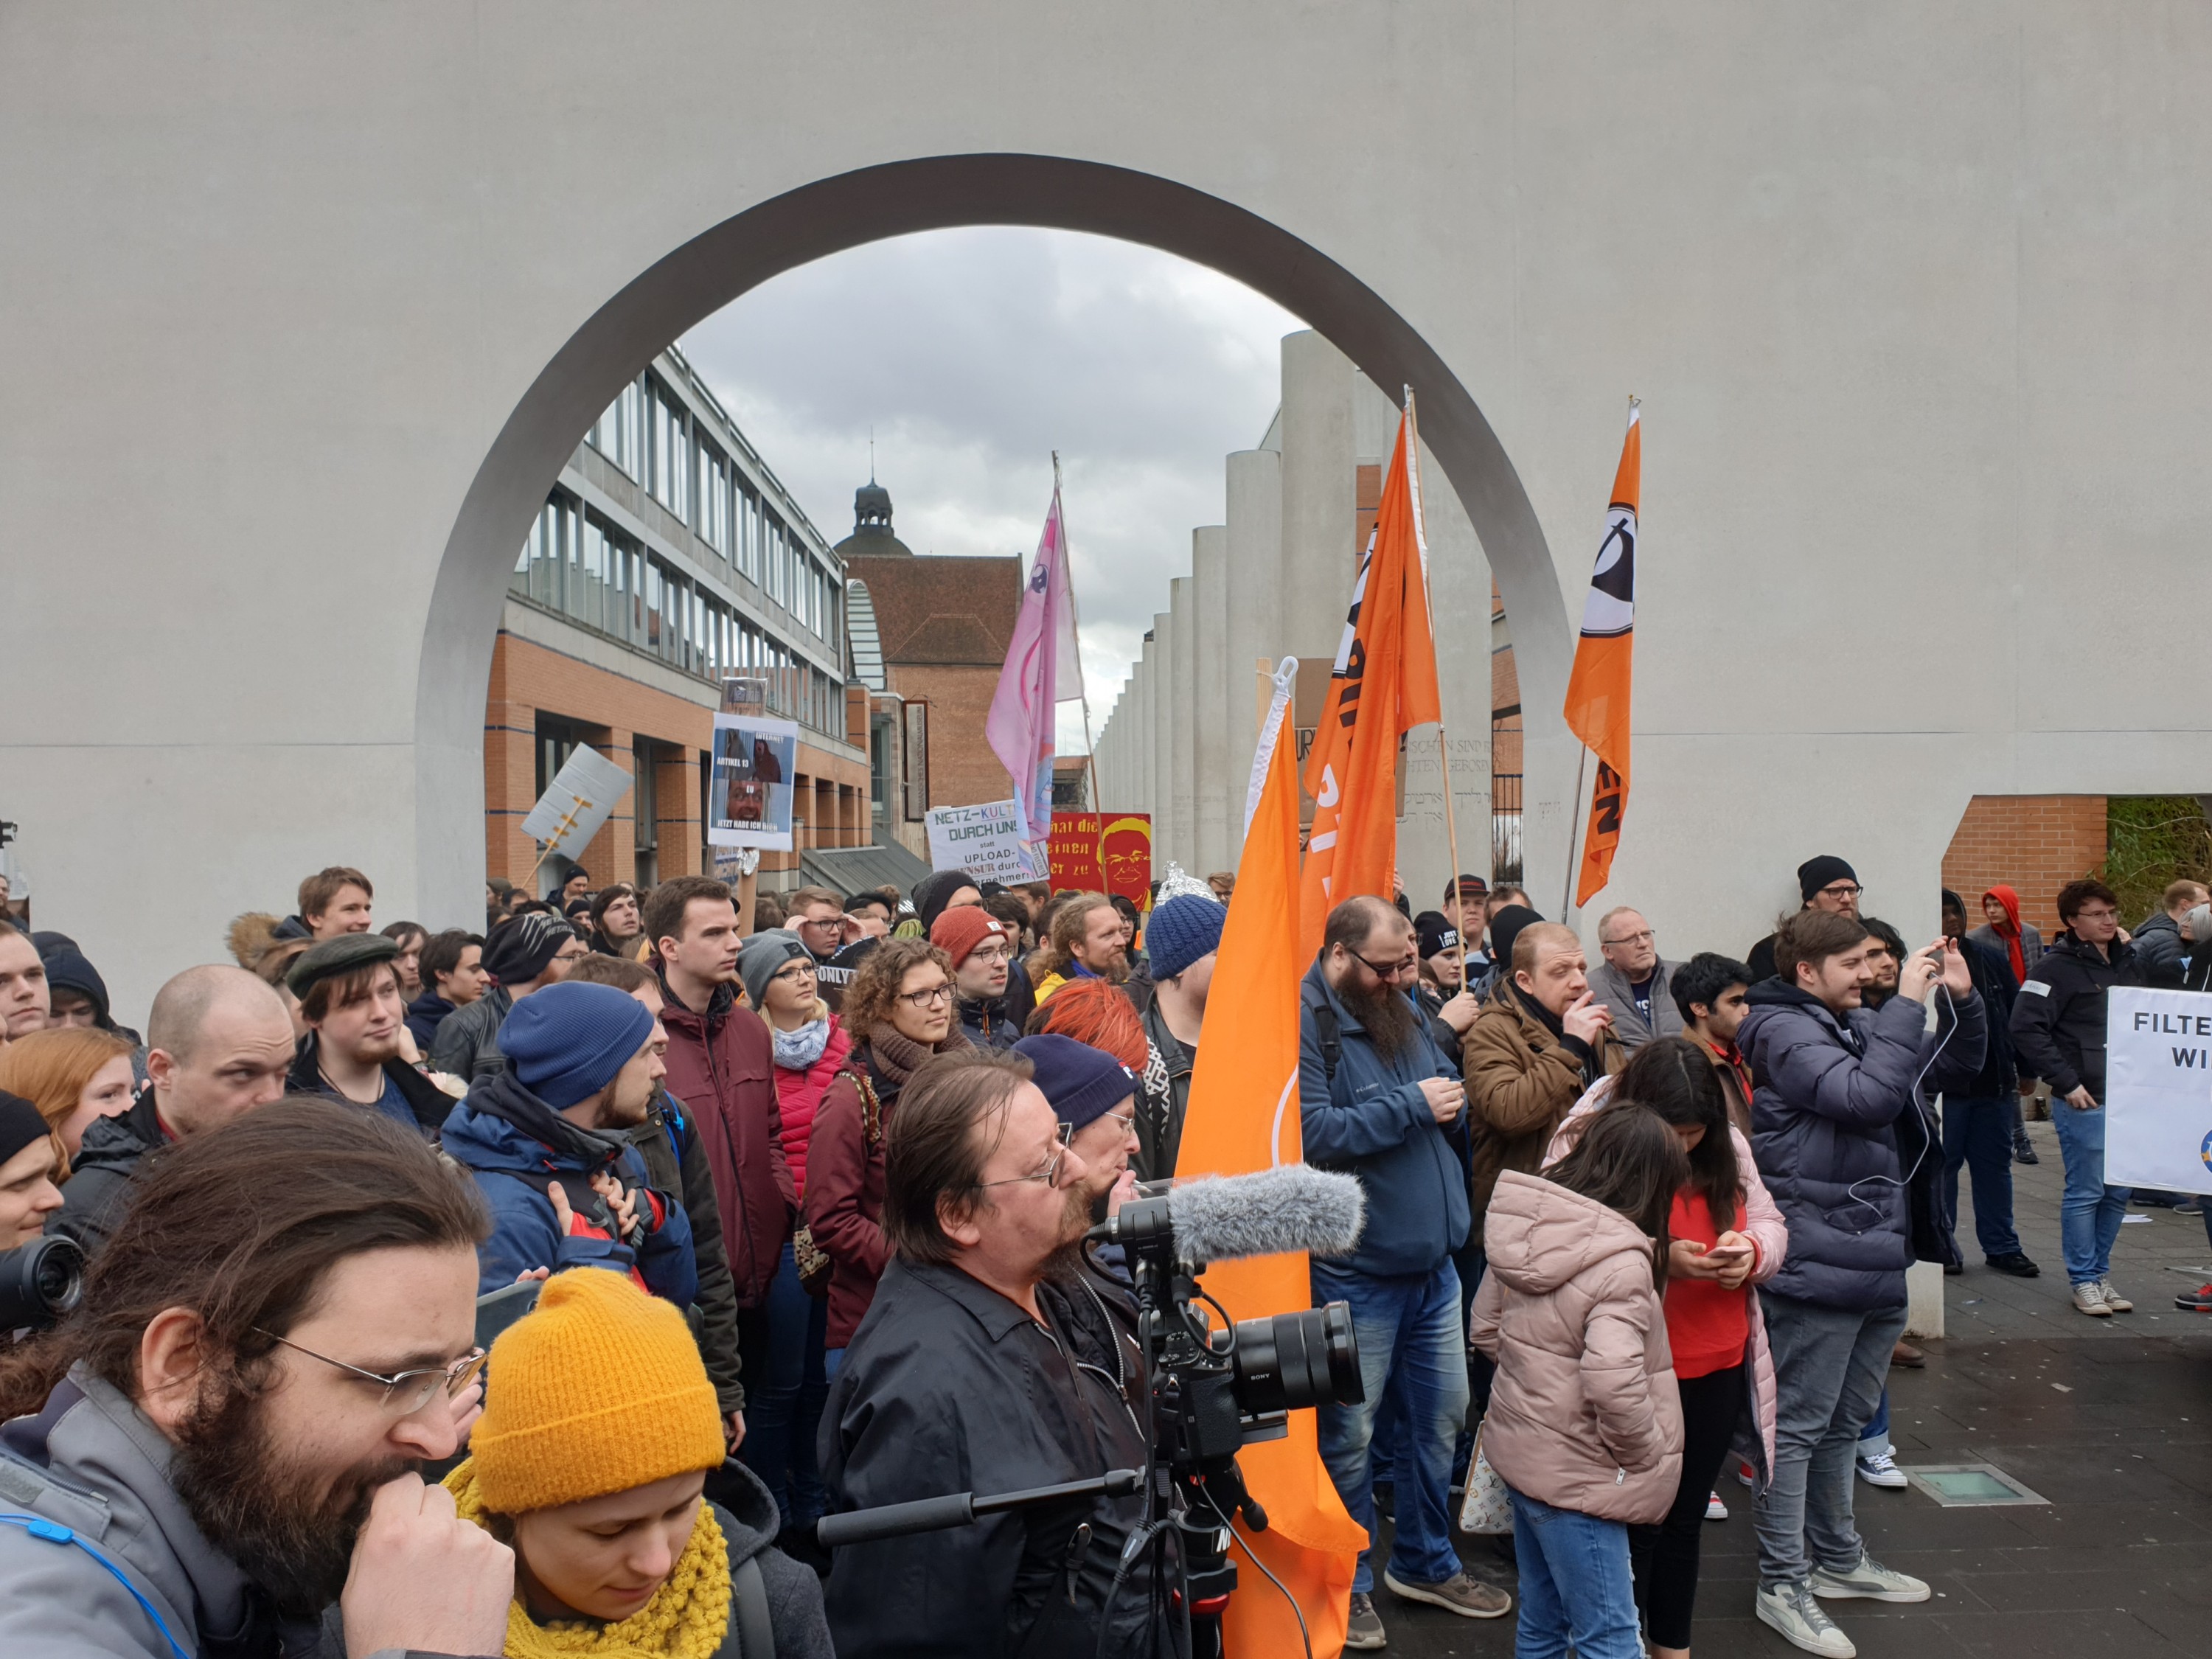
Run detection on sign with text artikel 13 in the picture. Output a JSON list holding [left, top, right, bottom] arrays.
[[925, 799, 1046, 885], [708, 677, 799, 852], [521, 745, 633, 862], [2104, 985, 2212, 1194]]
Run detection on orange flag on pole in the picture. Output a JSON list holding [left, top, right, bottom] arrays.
[[1179, 658, 1368, 1659], [1297, 401, 1443, 956], [1563, 401, 1641, 907]]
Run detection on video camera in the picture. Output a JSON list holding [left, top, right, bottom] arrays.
[[0, 1236, 84, 1333]]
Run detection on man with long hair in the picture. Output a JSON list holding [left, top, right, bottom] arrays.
[[0, 1099, 511, 1658], [1029, 892, 1128, 1003]]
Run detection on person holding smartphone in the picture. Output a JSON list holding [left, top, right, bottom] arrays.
[[1545, 1038, 1790, 1659]]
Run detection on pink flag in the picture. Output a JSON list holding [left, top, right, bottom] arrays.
[[987, 482, 1083, 842]]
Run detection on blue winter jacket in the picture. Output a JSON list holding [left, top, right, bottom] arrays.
[[440, 1068, 699, 1307], [1298, 961, 1470, 1278], [1739, 980, 1984, 1312]]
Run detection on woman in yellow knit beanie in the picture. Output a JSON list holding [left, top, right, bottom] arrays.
[[445, 1266, 831, 1658]]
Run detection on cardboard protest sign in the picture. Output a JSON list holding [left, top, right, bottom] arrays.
[[707, 678, 799, 852], [926, 799, 1046, 884], [2104, 984, 2212, 1194], [521, 745, 633, 862], [1050, 812, 1152, 907]]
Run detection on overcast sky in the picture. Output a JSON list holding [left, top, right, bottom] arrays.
[[678, 228, 1304, 748]]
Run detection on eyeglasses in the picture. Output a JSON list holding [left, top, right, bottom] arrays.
[[976, 1121, 1074, 1190], [966, 945, 1013, 966], [1102, 1106, 1138, 1133], [1818, 883, 1863, 900], [770, 964, 816, 989], [795, 915, 842, 931], [257, 1331, 487, 1415], [1602, 930, 1655, 947], [552, 945, 591, 964], [1352, 950, 1416, 981], [895, 982, 953, 1009]]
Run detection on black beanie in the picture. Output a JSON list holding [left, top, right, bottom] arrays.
[[482, 911, 576, 986], [913, 869, 979, 933], [1797, 855, 1858, 903], [0, 1092, 52, 1166], [1487, 905, 1543, 973]]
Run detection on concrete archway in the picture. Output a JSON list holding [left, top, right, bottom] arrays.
[[415, 153, 1572, 922]]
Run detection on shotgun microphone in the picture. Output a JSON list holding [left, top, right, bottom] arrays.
[[1089, 1164, 1366, 1264]]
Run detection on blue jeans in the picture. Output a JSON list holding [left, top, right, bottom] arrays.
[[2052, 1100, 2130, 1285], [1311, 1258, 1469, 1595], [1506, 1487, 1641, 1659], [1857, 1387, 1889, 1454], [738, 1243, 829, 1528], [1941, 1095, 2023, 1258]]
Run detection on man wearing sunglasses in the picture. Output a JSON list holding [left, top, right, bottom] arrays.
[[0, 1098, 512, 1659]]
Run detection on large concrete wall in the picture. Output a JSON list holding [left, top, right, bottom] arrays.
[[7, 3, 2211, 1022]]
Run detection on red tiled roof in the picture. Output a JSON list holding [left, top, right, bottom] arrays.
[[847, 553, 1023, 667]]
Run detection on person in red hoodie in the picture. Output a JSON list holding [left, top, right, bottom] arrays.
[[1969, 883, 2046, 1164], [736, 928, 852, 1535], [804, 936, 973, 1372], [641, 876, 797, 1411]]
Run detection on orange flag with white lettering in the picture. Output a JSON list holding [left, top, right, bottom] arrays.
[[1564, 402, 1640, 905], [1297, 401, 1442, 956], [1179, 658, 1367, 1658]]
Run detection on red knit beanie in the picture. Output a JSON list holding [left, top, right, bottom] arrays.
[[930, 905, 1006, 969]]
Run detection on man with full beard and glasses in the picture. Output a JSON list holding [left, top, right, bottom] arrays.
[[817, 1050, 1170, 1658], [0, 1098, 514, 1659], [1301, 897, 1512, 1648]]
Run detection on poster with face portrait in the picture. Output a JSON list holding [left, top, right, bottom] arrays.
[[708, 678, 799, 852], [1049, 812, 1152, 908]]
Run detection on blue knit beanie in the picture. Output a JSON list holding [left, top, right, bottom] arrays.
[[1013, 1034, 1135, 1133], [498, 981, 656, 1110], [1145, 894, 1225, 983]]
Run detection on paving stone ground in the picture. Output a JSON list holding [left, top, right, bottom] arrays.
[[1369, 1116, 2212, 1658]]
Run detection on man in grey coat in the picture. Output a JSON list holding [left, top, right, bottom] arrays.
[[0, 1101, 510, 1659], [1587, 905, 1683, 1050]]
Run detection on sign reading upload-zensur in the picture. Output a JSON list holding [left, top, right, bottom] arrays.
[[2104, 986, 2212, 1194]]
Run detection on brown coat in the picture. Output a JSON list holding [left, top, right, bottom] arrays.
[[1462, 988, 1626, 1219]]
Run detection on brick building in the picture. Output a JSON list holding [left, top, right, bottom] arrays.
[[1940, 796, 2110, 936], [838, 483, 1023, 855], [490, 345, 870, 896]]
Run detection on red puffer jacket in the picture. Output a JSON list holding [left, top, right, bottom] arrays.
[[804, 1051, 899, 1350], [776, 1019, 852, 1198], [658, 980, 796, 1309]]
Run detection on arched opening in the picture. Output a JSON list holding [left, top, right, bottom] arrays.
[[416, 153, 1565, 917]]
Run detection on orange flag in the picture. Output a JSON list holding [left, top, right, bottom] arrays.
[[1179, 658, 1368, 1659], [1297, 401, 1443, 956], [1564, 401, 1641, 906]]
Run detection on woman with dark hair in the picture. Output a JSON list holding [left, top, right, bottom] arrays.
[[802, 936, 972, 1374], [1544, 1038, 1787, 1659], [1472, 1105, 1689, 1659]]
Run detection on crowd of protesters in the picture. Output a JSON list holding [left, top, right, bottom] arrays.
[[0, 844, 2199, 1659]]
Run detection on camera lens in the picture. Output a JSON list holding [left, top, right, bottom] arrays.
[[0, 1235, 85, 1332], [1230, 1300, 1363, 1415]]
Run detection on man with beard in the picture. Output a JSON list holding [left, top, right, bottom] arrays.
[[283, 933, 455, 1138], [1030, 892, 1130, 1004], [0, 1098, 512, 1658], [819, 1051, 1171, 1658], [1300, 897, 1511, 1648]]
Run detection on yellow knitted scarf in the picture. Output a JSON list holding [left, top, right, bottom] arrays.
[[444, 1460, 731, 1659]]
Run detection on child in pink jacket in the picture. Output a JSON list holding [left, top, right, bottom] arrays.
[[1473, 1104, 1688, 1659], [1546, 1038, 1789, 1659]]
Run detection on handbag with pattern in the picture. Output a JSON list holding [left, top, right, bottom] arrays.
[[1456, 1427, 1514, 1534]]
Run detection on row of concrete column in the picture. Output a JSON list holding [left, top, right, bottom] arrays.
[[1092, 331, 1495, 900]]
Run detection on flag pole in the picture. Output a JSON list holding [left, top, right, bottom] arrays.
[[1401, 389, 1472, 990], [1560, 745, 1590, 920], [1053, 451, 1111, 889]]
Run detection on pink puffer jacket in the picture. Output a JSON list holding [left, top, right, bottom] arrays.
[[1544, 1078, 1784, 1486], [1472, 1171, 1683, 1525]]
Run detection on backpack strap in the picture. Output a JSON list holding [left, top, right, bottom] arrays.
[[731, 1553, 774, 1659]]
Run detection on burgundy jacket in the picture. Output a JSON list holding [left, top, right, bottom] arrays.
[[658, 979, 796, 1309], [804, 1052, 898, 1349]]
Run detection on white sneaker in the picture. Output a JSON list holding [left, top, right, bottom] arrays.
[[2098, 1277, 2134, 1312], [1809, 1551, 1931, 1602], [1854, 1450, 1908, 1489], [1756, 1581, 1857, 1657], [2072, 1281, 2112, 1317], [1705, 1489, 1728, 1520]]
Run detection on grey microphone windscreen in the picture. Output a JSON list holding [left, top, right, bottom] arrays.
[[1164, 1165, 1366, 1263]]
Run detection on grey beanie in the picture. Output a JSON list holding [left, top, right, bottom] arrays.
[[738, 928, 814, 1010]]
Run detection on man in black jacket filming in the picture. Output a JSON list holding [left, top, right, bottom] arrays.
[[818, 1049, 1173, 1658]]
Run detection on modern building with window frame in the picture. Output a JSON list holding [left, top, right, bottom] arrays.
[[489, 344, 872, 894]]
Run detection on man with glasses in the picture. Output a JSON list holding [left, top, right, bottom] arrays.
[[429, 908, 586, 1083], [2011, 877, 2146, 1318], [0, 1099, 512, 1659], [785, 885, 854, 1009], [1301, 897, 1512, 1646], [1589, 905, 1683, 1051], [933, 904, 1020, 1048], [1747, 855, 1864, 984], [820, 1050, 1169, 1658]]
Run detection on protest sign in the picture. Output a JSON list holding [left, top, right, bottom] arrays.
[[2104, 984, 2212, 1194], [926, 799, 1046, 884], [521, 745, 633, 862], [707, 678, 799, 852], [1049, 812, 1152, 907]]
